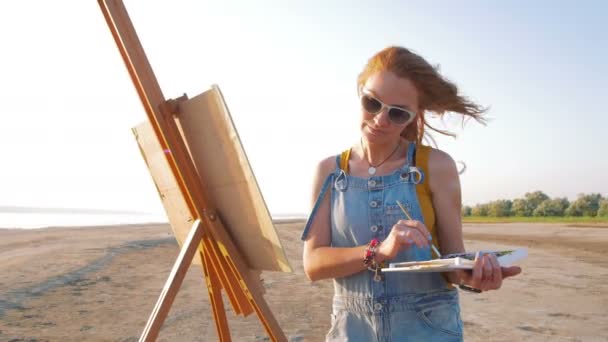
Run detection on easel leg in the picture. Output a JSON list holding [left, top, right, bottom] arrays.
[[201, 249, 231, 341], [139, 219, 203, 342], [203, 235, 254, 316], [221, 255, 286, 342]]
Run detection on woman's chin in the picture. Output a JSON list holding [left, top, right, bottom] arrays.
[[363, 128, 387, 142]]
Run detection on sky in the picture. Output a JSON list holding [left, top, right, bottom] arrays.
[[0, 1, 606, 217]]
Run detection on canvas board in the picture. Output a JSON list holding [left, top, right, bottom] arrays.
[[136, 84, 291, 272], [133, 122, 204, 266]]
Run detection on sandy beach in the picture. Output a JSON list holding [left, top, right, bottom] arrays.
[[1, 221, 607, 341]]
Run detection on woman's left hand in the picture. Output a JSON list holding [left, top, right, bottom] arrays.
[[456, 252, 522, 292]]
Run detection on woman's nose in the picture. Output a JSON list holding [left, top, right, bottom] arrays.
[[375, 107, 391, 127]]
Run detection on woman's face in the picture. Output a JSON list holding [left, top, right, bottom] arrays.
[[360, 70, 420, 144]]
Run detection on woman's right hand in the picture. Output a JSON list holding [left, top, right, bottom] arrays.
[[376, 219, 432, 262]]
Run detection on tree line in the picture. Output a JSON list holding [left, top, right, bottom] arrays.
[[462, 191, 608, 217]]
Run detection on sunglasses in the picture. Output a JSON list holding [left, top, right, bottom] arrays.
[[360, 89, 416, 125]]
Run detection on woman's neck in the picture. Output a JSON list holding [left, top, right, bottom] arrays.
[[360, 137, 403, 166]]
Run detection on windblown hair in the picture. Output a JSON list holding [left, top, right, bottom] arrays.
[[357, 46, 488, 145]]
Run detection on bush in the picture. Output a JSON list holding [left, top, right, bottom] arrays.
[[598, 199, 608, 217], [511, 198, 532, 217], [487, 199, 512, 217], [471, 204, 489, 216], [524, 191, 550, 211], [462, 206, 472, 217], [533, 198, 569, 216], [565, 193, 603, 217]]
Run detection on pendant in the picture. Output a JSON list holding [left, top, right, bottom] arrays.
[[368, 166, 376, 175]]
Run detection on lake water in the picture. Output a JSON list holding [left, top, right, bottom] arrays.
[[0, 211, 306, 229]]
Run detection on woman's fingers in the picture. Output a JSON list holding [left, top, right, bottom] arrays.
[[502, 266, 522, 279], [488, 254, 502, 289], [461, 254, 522, 292], [472, 251, 483, 289], [480, 254, 492, 291], [477, 253, 504, 291], [398, 220, 431, 242], [399, 228, 426, 248]]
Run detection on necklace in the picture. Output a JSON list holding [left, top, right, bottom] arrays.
[[360, 138, 401, 175]]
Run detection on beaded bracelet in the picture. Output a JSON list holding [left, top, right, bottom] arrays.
[[364, 239, 385, 281], [363, 238, 379, 267]]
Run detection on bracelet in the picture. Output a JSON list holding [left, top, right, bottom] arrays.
[[364, 239, 386, 281], [363, 238, 379, 267], [457, 283, 482, 293]]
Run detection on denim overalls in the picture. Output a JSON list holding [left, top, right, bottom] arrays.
[[301, 142, 464, 341]]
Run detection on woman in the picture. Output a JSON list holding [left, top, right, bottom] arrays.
[[301, 46, 522, 341]]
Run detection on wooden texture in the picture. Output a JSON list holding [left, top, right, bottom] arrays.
[[202, 249, 231, 341], [139, 219, 204, 342], [133, 123, 202, 266], [99, 0, 288, 340], [134, 121, 255, 316], [175, 85, 292, 273]]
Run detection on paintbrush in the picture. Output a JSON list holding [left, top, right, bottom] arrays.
[[395, 200, 442, 259]]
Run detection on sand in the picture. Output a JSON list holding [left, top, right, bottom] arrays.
[[1, 222, 607, 341]]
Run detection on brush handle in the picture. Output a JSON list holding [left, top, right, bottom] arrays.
[[396, 200, 442, 258]]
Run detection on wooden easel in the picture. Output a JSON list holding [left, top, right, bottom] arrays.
[[97, 1, 287, 341]]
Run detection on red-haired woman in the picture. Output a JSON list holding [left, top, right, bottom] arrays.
[[301, 46, 522, 341]]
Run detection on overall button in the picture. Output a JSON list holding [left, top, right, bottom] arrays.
[[370, 225, 378, 232], [370, 201, 379, 208], [368, 179, 377, 187], [374, 303, 383, 311]]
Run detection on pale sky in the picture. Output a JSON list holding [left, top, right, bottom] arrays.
[[1, 1, 606, 217]]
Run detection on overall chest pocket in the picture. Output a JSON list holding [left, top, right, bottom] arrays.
[[384, 202, 414, 228]]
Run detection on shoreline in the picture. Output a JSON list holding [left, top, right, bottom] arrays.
[[6, 217, 608, 231], [0, 218, 309, 231]]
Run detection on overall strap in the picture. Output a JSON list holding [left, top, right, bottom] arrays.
[[300, 156, 343, 241]]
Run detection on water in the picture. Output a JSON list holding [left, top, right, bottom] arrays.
[[0, 211, 307, 229], [0, 212, 169, 229]]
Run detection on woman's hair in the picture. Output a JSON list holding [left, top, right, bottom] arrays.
[[357, 46, 488, 145]]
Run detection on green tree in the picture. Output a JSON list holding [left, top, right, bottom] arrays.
[[598, 199, 608, 217], [462, 205, 472, 217], [471, 204, 489, 216], [533, 198, 569, 216], [511, 198, 532, 216], [488, 199, 512, 217], [524, 191, 550, 211], [565, 193, 603, 216]]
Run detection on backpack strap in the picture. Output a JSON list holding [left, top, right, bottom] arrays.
[[340, 148, 351, 173]]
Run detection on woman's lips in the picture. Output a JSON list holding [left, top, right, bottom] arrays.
[[367, 126, 384, 136]]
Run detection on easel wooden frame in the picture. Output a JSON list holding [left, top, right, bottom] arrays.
[[97, 1, 287, 341]]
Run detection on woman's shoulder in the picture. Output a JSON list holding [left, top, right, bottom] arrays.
[[315, 155, 339, 176], [422, 145, 459, 192], [313, 144, 356, 177], [311, 153, 342, 184], [420, 144, 457, 171]]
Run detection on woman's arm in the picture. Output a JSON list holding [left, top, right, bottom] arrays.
[[302, 157, 369, 281], [429, 149, 522, 290], [428, 149, 466, 285]]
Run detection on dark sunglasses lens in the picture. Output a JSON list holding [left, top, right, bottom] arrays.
[[362, 95, 382, 114], [388, 108, 412, 124]]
